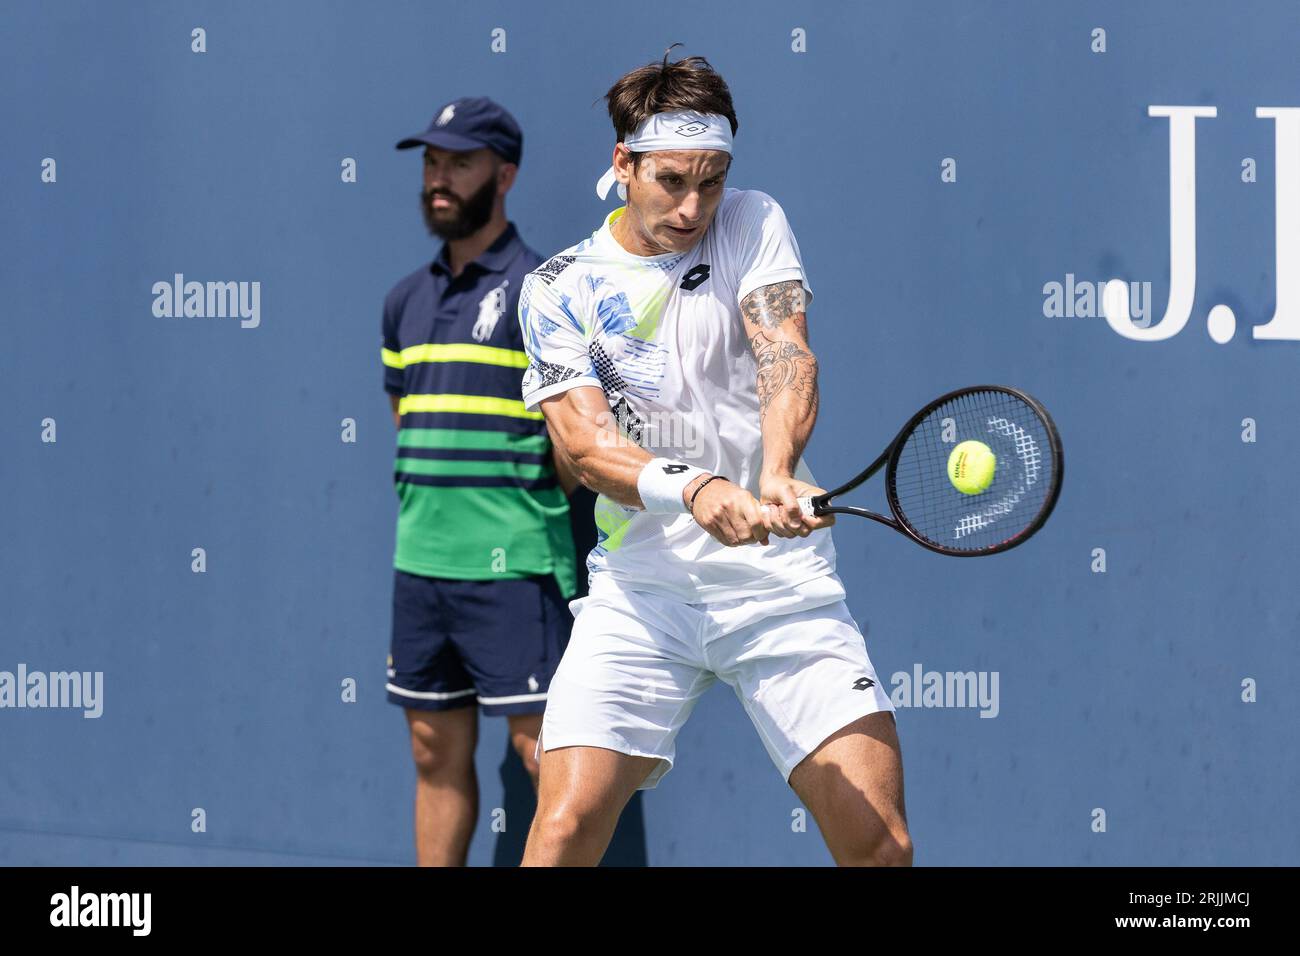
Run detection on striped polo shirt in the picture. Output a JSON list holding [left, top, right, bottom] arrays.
[[382, 221, 576, 597]]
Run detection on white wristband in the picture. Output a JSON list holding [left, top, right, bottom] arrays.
[[637, 458, 707, 514]]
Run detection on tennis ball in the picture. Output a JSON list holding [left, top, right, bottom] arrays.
[[948, 440, 996, 495]]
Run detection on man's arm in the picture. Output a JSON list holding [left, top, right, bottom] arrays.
[[538, 385, 770, 546], [389, 394, 401, 429], [551, 440, 581, 497], [538, 386, 650, 506], [740, 278, 832, 536]]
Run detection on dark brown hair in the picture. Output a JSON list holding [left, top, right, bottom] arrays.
[[604, 44, 738, 169]]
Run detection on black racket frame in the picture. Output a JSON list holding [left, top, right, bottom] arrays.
[[806, 385, 1064, 556]]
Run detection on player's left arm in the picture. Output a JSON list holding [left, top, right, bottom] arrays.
[[741, 279, 833, 536]]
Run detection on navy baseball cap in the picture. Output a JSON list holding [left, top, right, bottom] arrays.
[[396, 96, 523, 165]]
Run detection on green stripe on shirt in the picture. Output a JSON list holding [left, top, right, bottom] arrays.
[[398, 428, 551, 454], [393, 484, 577, 597], [394, 457, 552, 479]]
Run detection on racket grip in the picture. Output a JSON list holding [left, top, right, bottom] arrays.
[[760, 497, 819, 519]]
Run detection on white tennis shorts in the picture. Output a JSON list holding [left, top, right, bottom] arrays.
[[536, 571, 895, 790]]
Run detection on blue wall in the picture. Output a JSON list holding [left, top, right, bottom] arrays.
[[2, 0, 1297, 865]]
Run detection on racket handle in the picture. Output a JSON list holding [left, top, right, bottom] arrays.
[[760, 497, 820, 519]]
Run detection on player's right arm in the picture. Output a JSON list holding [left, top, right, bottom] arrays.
[[537, 387, 769, 546], [536, 386, 651, 507], [520, 269, 768, 546]]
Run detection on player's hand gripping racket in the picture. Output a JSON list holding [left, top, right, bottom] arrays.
[[793, 385, 1062, 556]]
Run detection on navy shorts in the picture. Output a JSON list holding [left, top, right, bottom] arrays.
[[386, 570, 572, 716]]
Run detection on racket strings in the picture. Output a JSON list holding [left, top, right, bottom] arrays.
[[889, 389, 1058, 553]]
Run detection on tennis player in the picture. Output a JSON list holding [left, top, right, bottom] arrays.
[[516, 51, 911, 866]]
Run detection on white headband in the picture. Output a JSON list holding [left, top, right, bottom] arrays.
[[596, 110, 734, 200]]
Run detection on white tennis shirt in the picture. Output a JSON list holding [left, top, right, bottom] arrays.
[[519, 187, 838, 603]]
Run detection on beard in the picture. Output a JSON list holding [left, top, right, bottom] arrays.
[[420, 174, 498, 240]]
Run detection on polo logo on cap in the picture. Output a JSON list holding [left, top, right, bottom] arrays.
[[675, 121, 708, 137], [436, 104, 456, 127]]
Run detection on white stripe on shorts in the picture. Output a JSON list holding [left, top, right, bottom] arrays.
[[385, 683, 477, 701], [477, 691, 548, 705]]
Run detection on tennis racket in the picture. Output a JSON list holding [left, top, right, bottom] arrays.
[[782, 385, 1063, 556]]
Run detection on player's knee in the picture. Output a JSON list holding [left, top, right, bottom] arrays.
[[531, 802, 609, 851], [863, 832, 915, 868], [841, 825, 913, 867], [873, 829, 913, 867]]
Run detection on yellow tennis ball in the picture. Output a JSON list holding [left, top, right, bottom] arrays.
[[948, 440, 996, 495]]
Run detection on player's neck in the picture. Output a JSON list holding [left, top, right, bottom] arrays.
[[610, 207, 675, 258]]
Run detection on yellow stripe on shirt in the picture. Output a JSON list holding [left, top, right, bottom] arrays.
[[397, 393, 543, 420], [382, 343, 529, 370]]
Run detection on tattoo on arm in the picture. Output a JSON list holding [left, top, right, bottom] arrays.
[[740, 279, 810, 344], [742, 280, 817, 417], [750, 332, 819, 417]]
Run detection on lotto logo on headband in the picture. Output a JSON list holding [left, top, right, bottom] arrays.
[[596, 109, 733, 200]]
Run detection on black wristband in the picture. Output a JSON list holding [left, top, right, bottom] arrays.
[[687, 475, 728, 514]]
